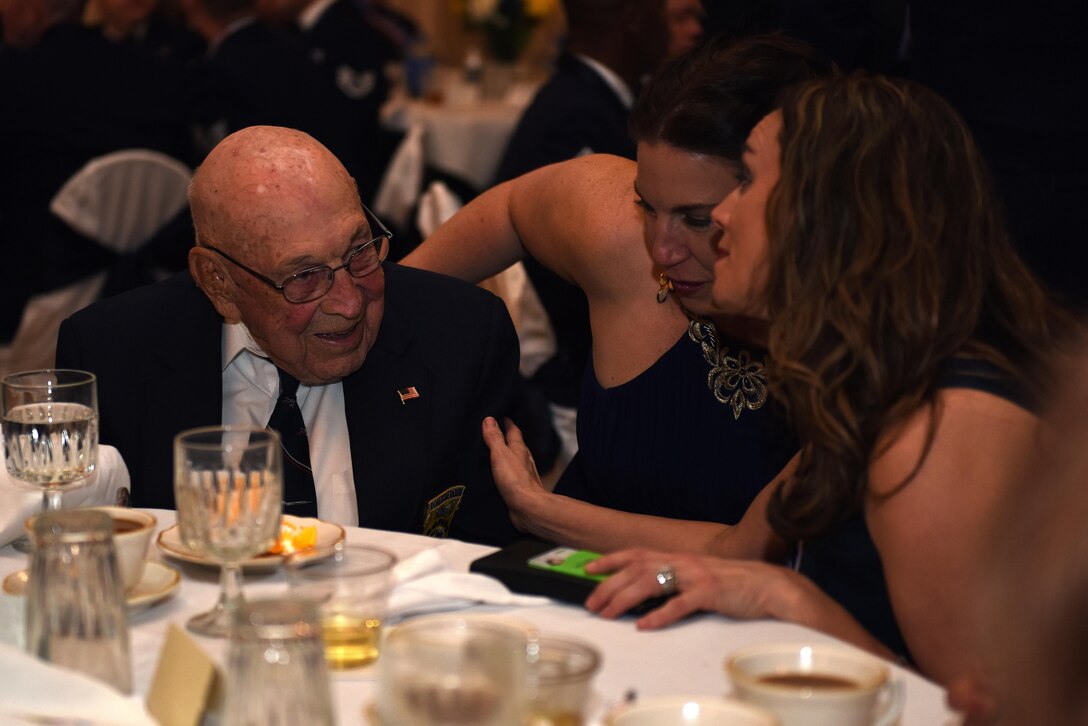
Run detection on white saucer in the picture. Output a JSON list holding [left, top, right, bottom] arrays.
[[2, 561, 180, 612], [127, 561, 181, 611], [156, 515, 346, 571]]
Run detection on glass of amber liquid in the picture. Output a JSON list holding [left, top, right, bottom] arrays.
[[526, 635, 602, 726], [285, 544, 396, 669]]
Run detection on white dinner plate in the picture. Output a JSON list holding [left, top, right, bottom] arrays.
[[2, 561, 180, 613], [156, 515, 346, 571]]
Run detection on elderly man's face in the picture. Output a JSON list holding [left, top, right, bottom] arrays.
[[191, 128, 385, 385]]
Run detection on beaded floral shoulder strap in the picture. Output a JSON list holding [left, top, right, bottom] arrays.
[[686, 316, 769, 420]]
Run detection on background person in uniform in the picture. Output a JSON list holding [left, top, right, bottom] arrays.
[[90, 0, 205, 67], [181, 0, 365, 179], [255, 0, 402, 201]]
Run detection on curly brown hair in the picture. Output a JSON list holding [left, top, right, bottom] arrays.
[[762, 73, 1077, 541]]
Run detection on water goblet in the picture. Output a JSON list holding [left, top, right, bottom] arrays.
[[174, 425, 282, 638], [1, 369, 98, 553]]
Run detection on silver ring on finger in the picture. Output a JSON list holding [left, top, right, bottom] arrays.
[[655, 565, 678, 596]]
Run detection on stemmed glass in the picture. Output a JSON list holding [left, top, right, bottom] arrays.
[[174, 426, 282, 638], [1, 369, 98, 553]]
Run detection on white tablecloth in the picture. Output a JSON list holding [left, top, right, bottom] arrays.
[[380, 68, 535, 191], [0, 510, 957, 725]]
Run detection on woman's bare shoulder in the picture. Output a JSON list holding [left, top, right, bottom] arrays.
[[512, 155, 647, 291], [868, 388, 1037, 499], [517, 154, 638, 225]]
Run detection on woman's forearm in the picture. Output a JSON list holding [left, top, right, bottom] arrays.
[[514, 490, 735, 555]]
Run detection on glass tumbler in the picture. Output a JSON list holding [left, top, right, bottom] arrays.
[[285, 544, 397, 670], [377, 616, 532, 726], [25, 509, 132, 694], [526, 635, 602, 726], [223, 597, 336, 726]]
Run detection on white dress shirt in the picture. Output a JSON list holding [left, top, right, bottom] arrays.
[[220, 322, 359, 526]]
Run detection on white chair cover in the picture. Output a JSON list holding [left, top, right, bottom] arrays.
[[373, 123, 425, 231], [414, 178, 463, 239], [413, 179, 557, 381], [49, 149, 192, 253], [0, 149, 192, 376]]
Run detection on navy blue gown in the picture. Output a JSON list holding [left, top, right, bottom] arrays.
[[554, 318, 798, 525]]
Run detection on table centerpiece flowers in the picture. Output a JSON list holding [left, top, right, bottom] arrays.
[[453, 0, 557, 64]]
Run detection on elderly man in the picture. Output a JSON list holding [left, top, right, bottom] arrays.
[[56, 126, 520, 546]]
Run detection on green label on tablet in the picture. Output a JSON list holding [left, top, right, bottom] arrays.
[[527, 546, 609, 582]]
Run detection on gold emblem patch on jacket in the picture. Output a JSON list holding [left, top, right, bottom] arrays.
[[423, 485, 465, 538]]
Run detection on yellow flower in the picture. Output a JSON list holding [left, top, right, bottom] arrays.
[[525, 0, 555, 19]]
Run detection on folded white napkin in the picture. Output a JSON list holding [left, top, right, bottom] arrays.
[[0, 444, 131, 547], [387, 547, 550, 620], [0, 593, 23, 649], [0, 640, 155, 725], [415, 180, 463, 238]]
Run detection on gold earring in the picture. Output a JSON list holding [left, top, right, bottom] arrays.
[[656, 273, 673, 303]]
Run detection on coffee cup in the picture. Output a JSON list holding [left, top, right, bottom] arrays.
[[609, 695, 779, 725], [86, 506, 156, 590], [725, 642, 904, 726]]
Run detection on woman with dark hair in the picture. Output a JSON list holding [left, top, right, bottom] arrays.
[[584, 73, 1078, 687], [403, 35, 831, 553]]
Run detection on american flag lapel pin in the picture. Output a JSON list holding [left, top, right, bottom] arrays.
[[397, 386, 421, 405]]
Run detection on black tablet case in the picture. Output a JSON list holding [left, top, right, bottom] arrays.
[[470, 539, 669, 614]]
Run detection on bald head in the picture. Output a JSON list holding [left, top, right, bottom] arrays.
[[188, 126, 383, 385], [190, 125, 359, 259]]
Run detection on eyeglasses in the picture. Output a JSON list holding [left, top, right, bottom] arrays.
[[203, 204, 393, 303]]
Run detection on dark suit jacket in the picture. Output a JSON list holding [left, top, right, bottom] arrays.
[[304, 0, 399, 200], [493, 52, 635, 184], [55, 263, 521, 546], [188, 20, 366, 182]]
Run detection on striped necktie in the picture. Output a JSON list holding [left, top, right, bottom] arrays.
[[267, 367, 318, 517]]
